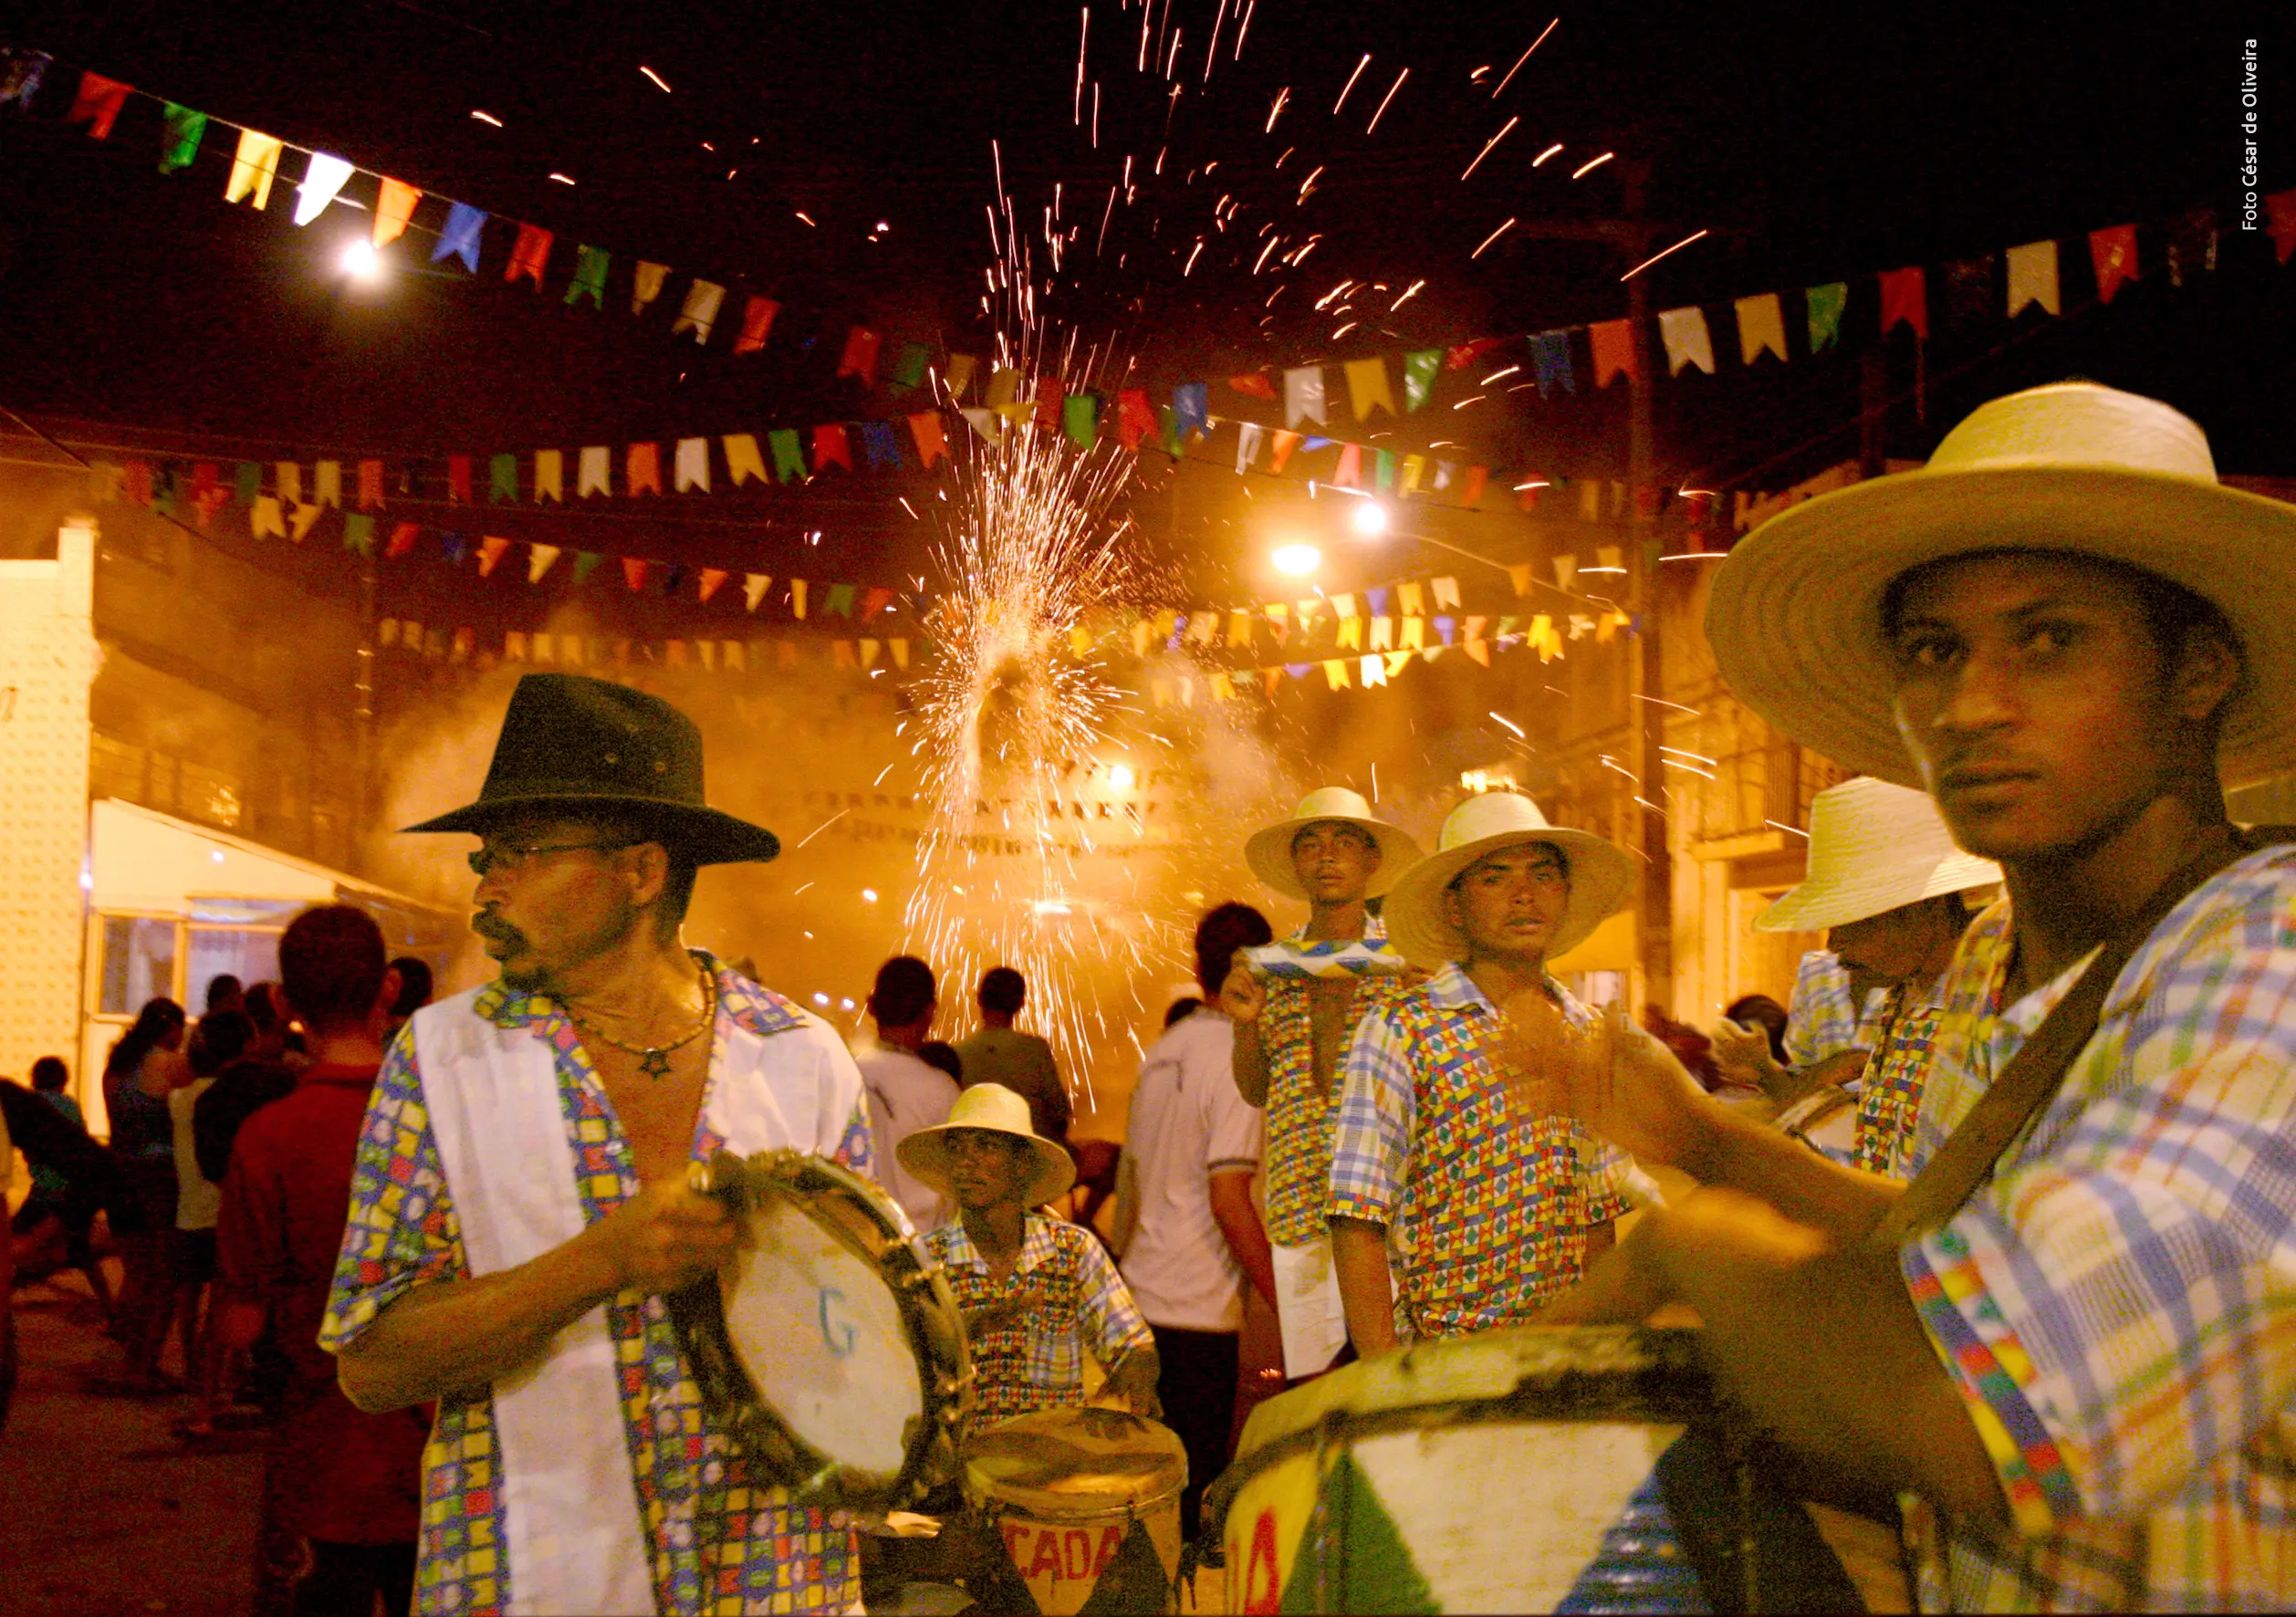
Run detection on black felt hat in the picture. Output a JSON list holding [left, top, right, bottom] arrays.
[[402, 674, 779, 864]]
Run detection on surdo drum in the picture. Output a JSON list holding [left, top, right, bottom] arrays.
[[962, 1406, 1190, 1615], [673, 1148, 974, 1512], [1204, 1326, 1753, 1614]]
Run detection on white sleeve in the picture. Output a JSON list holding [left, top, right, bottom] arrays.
[[1203, 1038, 1264, 1178]]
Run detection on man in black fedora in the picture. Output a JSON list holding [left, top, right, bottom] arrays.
[[319, 673, 875, 1616]]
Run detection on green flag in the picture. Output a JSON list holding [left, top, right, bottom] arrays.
[[488, 454, 518, 504], [1158, 405, 1181, 457], [565, 245, 610, 309], [1404, 349, 1442, 412], [891, 341, 931, 390], [342, 513, 376, 557], [825, 582, 857, 618], [1063, 391, 1098, 449], [1806, 282, 1848, 352], [769, 429, 808, 484], [159, 104, 206, 174], [1373, 449, 1395, 492], [234, 462, 261, 505], [572, 550, 604, 585]]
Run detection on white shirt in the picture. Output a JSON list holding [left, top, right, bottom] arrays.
[[853, 1039, 960, 1232], [169, 1078, 222, 1231], [1119, 1008, 1264, 1332]]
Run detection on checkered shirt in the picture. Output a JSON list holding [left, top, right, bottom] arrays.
[[1327, 962, 1633, 1339], [1782, 949, 1894, 1069], [1894, 844, 2296, 1612], [1850, 985, 1946, 1180], [924, 1214, 1152, 1424], [1260, 916, 1425, 1247], [320, 956, 873, 1616]]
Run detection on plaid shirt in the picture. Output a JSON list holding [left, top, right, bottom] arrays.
[[1782, 949, 1894, 1069], [924, 1214, 1152, 1424], [1897, 845, 2296, 1612], [1328, 962, 1633, 1339], [1259, 916, 1425, 1247], [320, 956, 872, 1616], [1850, 985, 1945, 1180]]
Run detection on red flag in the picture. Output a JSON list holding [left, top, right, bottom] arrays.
[[697, 568, 730, 603], [2090, 224, 2139, 304], [1034, 376, 1065, 432], [1333, 443, 1363, 488], [1517, 482, 1543, 513], [812, 425, 853, 471], [1588, 320, 1637, 387], [1445, 338, 1505, 370], [1462, 465, 1489, 507], [1226, 373, 1278, 399], [2269, 191, 2296, 266], [506, 224, 552, 287], [447, 455, 474, 503], [385, 521, 420, 559], [357, 459, 384, 511], [861, 586, 893, 618], [1877, 266, 1928, 339], [477, 536, 511, 577], [1269, 431, 1303, 473], [909, 412, 948, 468], [190, 463, 224, 527], [1116, 389, 1156, 450], [626, 443, 663, 496], [732, 297, 780, 354], [621, 557, 650, 592], [68, 73, 131, 140], [837, 328, 882, 386]]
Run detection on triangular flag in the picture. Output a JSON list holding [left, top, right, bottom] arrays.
[[1333, 443, 1363, 487], [733, 296, 779, 354], [476, 536, 510, 578], [293, 153, 357, 226], [1343, 358, 1394, 419], [506, 223, 552, 287], [743, 573, 773, 611], [1236, 422, 1264, 473], [1404, 349, 1441, 412], [1269, 430, 1303, 473], [1734, 294, 1789, 364], [432, 203, 485, 273], [374, 178, 421, 245], [1805, 283, 1847, 351], [697, 568, 729, 603], [527, 542, 561, 583], [1284, 366, 1326, 427], [2006, 240, 2061, 317], [224, 130, 284, 209], [1227, 372, 1278, 399], [621, 557, 651, 592], [672, 279, 725, 342], [1656, 307, 1716, 375], [158, 103, 207, 172], [572, 551, 604, 584], [631, 261, 671, 313], [1877, 266, 1927, 339]]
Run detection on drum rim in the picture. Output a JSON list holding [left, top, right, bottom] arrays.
[[958, 1406, 1191, 1521], [1197, 1324, 1720, 1545], [672, 1147, 976, 1513]]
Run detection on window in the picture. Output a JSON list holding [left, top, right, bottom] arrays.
[[98, 916, 179, 1016], [186, 926, 281, 1011]]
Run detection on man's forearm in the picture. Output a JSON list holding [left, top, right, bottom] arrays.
[[1684, 1098, 1901, 1243], [336, 1225, 624, 1413], [1208, 1172, 1277, 1307], [1231, 1026, 1271, 1107], [1330, 1215, 1398, 1357], [1105, 1344, 1161, 1413]]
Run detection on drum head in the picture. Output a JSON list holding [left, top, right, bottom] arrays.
[[722, 1191, 922, 1484], [962, 1407, 1188, 1519]]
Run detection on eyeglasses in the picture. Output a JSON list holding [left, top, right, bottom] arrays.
[[466, 840, 632, 878]]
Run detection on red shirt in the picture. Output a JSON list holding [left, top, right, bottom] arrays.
[[216, 1062, 429, 1545]]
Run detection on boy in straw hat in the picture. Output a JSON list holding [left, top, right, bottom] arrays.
[[1218, 788, 1424, 1380], [1715, 776, 1999, 1176], [1327, 791, 1640, 1352], [1546, 382, 2296, 1611], [902, 1085, 1158, 1425]]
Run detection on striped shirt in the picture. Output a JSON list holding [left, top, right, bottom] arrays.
[[925, 1214, 1152, 1424], [1782, 949, 1894, 1069], [1897, 844, 2296, 1612]]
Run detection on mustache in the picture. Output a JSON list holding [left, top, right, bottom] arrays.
[[472, 911, 528, 949]]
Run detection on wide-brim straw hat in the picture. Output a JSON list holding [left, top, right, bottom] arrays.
[[1383, 792, 1635, 969], [1245, 787, 1424, 899], [1758, 777, 2001, 934], [1706, 382, 2296, 790], [898, 1083, 1076, 1208], [403, 673, 779, 864]]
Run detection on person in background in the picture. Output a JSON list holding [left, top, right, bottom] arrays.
[[1116, 902, 1278, 1540], [1162, 996, 1203, 1029], [382, 957, 433, 1043], [903, 1083, 1157, 1425], [193, 1007, 299, 1190], [172, 1010, 254, 1436], [916, 1041, 964, 1086], [855, 956, 961, 1232], [103, 997, 190, 1393], [217, 906, 430, 1617], [205, 975, 245, 1017], [1720, 996, 1790, 1068], [9, 1057, 117, 1321], [953, 967, 1071, 1146], [245, 983, 311, 1074]]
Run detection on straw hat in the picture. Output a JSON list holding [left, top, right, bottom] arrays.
[[1706, 382, 2296, 789], [1244, 787, 1424, 899], [1383, 792, 1634, 969], [897, 1084, 1076, 1209], [1757, 777, 2001, 934]]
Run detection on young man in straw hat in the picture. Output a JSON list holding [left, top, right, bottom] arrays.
[[1548, 381, 2296, 1611], [1218, 788, 1424, 1381], [903, 1084, 1157, 1424], [321, 673, 875, 1617], [1328, 791, 1640, 1352], [1715, 776, 1999, 1176]]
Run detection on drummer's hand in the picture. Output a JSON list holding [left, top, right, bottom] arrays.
[[1563, 1007, 1726, 1177], [591, 1181, 739, 1295], [1709, 1017, 1785, 1096], [1217, 964, 1266, 1028]]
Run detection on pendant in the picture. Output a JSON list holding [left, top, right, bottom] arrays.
[[638, 1047, 673, 1081]]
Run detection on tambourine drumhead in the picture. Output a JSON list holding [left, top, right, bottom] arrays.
[[721, 1191, 919, 1481], [962, 1407, 1188, 1519]]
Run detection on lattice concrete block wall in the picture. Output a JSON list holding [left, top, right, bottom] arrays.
[[0, 523, 96, 1083]]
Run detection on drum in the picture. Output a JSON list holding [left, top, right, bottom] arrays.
[[961, 1406, 1189, 1615], [1204, 1326, 1744, 1614], [674, 1147, 974, 1513]]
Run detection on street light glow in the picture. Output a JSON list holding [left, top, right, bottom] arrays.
[[1272, 543, 1321, 577], [339, 238, 381, 279], [1350, 500, 1391, 538]]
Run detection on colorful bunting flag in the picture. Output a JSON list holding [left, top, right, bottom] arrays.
[[838, 327, 882, 385], [733, 296, 779, 353], [626, 443, 663, 496], [433, 203, 485, 273], [1734, 294, 1789, 364], [1284, 366, 1326, 427], [375, 178, 422, 246], [1589, 319, 1636, 387], [672, 279, 725, 342], [1344, 358, 1395, 419], [1657, 307, 1716, 375], [224, 129, 283, 209], [909, 412, 947, 468], [1174, 381, 1210, 441], [631, 261, 671, 314], [578, 446, 611, 497], [1806, 282, 1847, 351], [1404, 349, 1442, 412], [158, 103, 205, 172], [1877, 266, 1928, 339], [770, 429, 807, 483], [527, 543, 561, 583], [506, 224, 552, 287], [1529, 330, 1575, 395], [293, 153, 356, 225], [724, 434, 767, 486], [674, 437, 711, 492], [2006, 239, 2061, 316], [812, 425, 852, 472], [68, 72, 130, 140]]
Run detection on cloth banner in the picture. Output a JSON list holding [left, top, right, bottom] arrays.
[[910, 412, 948, 468], [1344, 358, 1394, 419], [631, 261, 671, 314], [68, 72, 130, 140], [375, 178, 422, 246], [2089, 224, 2136, 303], [431, 203, 485, 273], [2006, 239, 2061, 316], [1174, 381, 1210, 441], [1530, 329, 1575, 395], [838, 327, 882, 384], [1064, 392, 1098, 449], [1878, 266, 1928, 339], [1589, 319, 1635, 387], [506, 224, 552, 286], [1657, 307, 1716, 376], [770, 429, 807, 483], [527, 543, 561, 583], [1403, 349, 1442, 412], [159, 103, 206, 172], [674, 437, 711, 493], [1269, 430, 1302, 473], [626, 443, 663, 496], [488, 454, 517, 503], [565, 244, 609, 308], [293, 153, 356, 225], [732, 297, 780, 354], [1734, 294, 1788, 364], [812, 426, 852, 472], [578, 446, 611, 497], [672, 280, 725, 342], [313, 462, 342, 509], [724, 434, 767, 486], [225, 129, 283, 208], [1806, 282, 1847, 351], [1284, 366, 1326, 427]]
